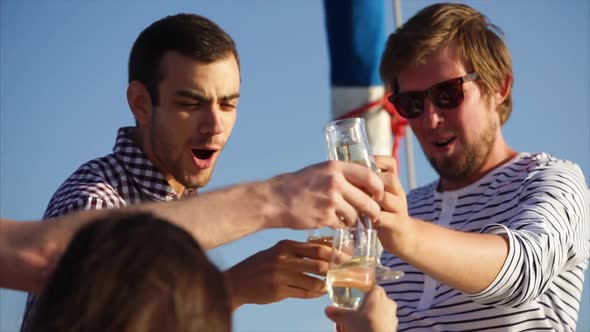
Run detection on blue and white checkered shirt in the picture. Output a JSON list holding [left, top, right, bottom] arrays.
[[20, 126, 181, 331]]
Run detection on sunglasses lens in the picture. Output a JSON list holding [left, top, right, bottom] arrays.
[[431, 82, 464, 108], [391, 93, 424, 119], [389, 74, 473, 119]]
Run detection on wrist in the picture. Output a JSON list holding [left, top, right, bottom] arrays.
[[395, 217, 421, 261], [260, 174, 290, 229], [238, 179, 281, 230], [224, 269, 244, 312], [380, 216, 418, 258]]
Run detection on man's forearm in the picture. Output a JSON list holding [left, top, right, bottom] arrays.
[[396, 218, 509, 294], [0, 220, 64, 294], [139, 180, 276, 250], [0, 181, 275, 293]]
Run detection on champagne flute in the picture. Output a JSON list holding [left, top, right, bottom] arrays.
[[324, 117, 404, 282], [307, 227, 334, 247], [326, 227, 377, 310]]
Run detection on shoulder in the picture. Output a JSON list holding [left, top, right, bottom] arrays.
[[44, 154, 128, 218], [516, 152, 587, 187], [509, 153, 588, 218]]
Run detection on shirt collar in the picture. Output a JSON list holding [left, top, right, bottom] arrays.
[[112, 127, 179, 201]]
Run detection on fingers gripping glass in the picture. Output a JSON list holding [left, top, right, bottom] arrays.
[[323, 118, 403, 282], [326, 228, 377, 310], [388, 72, 478, 119]]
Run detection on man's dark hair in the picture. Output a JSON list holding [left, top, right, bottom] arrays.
[[128, 13, 239, 105]]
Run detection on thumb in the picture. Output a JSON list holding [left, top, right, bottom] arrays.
[[325, 306, 355, 324]]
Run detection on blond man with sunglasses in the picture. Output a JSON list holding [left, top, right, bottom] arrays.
[[360, 3, 589, 331]]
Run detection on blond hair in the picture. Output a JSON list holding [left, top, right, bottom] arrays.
[[380, 3, 513, 124]]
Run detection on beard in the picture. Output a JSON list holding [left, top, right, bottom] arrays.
[[427, 118, 498, 183]]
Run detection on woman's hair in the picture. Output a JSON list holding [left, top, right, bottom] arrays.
[[30, 212, 230, 332]]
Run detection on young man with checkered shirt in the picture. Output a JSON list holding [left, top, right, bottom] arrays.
[[19, 13, 395, 331]]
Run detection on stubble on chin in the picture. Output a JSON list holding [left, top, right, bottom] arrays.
[[183, 168, 215, 190], [429, 150, 478, 182], [428, 123, 497, 184]]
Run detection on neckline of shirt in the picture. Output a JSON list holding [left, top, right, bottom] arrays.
[[433, 152, 531, 199]]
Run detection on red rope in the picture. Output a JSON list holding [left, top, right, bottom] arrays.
[[335, 93, 408, 160]]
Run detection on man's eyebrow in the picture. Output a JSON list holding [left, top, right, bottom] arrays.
[[175, 89, 240, 102], [176, 89, 208, 101], [220, 93, 240, 101]]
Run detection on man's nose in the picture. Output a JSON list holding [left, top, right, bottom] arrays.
[[421, 99, 443, 129], [199, 105, 224, 135]]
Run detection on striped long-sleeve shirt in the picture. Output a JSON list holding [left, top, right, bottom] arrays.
[[381, 152, 589, 331]]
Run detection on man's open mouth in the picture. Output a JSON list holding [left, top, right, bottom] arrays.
[[192, 149, 215, 160], [434, 137, 455, 147]]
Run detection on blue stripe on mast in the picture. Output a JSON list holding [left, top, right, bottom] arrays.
[[324, 0, 386, 87]]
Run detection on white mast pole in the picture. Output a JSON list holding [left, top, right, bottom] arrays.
[[392, 0, 416, 190]]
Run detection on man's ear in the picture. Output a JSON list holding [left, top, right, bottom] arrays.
[[127, 81, 153, 127], [495, 74, 512, 105]]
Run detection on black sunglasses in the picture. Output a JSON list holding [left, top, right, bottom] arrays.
[[388, 72, 478, 119]]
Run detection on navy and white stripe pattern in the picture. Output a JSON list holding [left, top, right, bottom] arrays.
[[381, 152, 589, 331], [20, 126, 179, 332]]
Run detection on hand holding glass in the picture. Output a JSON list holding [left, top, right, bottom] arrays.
[[326, 228, 377, 310], [324, 118, 404, 282]]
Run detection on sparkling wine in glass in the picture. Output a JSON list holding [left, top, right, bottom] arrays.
[[326, 228, 377, 310], [307, 228, 334, 247], [324, 118, 404, 282]]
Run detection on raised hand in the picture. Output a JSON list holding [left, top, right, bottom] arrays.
[[269, 160, 384, 230], [372, 155, 413, 255], [224, 239, 332, 310], [325, 286, 398, 332]]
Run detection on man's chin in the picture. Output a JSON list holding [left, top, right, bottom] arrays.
[[186, 172, 214, 189], [430, 156, 465, 180]]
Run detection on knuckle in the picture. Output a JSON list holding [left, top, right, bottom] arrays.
[[316, 261, 329, 274], [307, 245, 322, 258], [326, 174, 341, 192], [375, 172, 386, 189], [327, 187, 339, 201], [358, 200, 372, 216], [325, 160, 340, 171], [370, 198, 381, 213], [375, 286, 386, 296], [384, 173, 395, 186], [308, 279, 325, 293], [319, 245, 332, 257], [267, 254, 282, 269], [308, 260, 323, 274], [313, 243, 331, 256], [276, 239, 293, 250], [308, 260, 323, 272], [325, 192, 340, 210], [346, 209, 359, 222], [314, 282, 325, 294]]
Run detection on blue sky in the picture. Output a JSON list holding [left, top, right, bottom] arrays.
[[1, 1, 588, 331]]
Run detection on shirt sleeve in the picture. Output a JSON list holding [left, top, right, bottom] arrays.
[[43, 182, 125, 219], [20, 194, 121, 332], [467, 161, 589, 307]]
